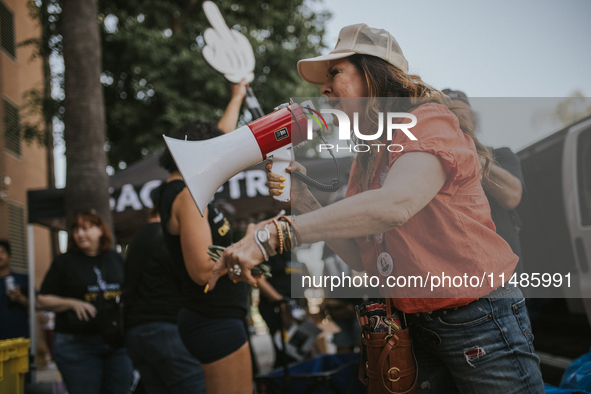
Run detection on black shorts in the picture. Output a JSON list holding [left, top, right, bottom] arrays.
[[177, 308, 248, 364]]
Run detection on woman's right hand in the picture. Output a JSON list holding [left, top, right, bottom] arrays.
[[266, 161, 309, 208], [69, 299, 97, 321]]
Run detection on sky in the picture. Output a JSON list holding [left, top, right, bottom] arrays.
[[307, 0, 591, 150], [312, 0, 591, 98], [54, 0, 591, 187]]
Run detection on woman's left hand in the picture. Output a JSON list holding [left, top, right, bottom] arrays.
[[208, 220, 276, 290]]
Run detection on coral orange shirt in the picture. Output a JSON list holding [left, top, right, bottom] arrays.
[[345, 103, 518, 313]]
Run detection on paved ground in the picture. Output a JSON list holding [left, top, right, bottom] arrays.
[[35, 365, 59, 383]]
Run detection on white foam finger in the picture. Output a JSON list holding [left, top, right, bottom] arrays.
[[203, 1, 232, 41]]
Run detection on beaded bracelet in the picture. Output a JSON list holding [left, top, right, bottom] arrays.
[[277, 221, 286, 251], [281, 221, 292, 252]]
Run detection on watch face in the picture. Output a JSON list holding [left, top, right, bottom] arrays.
[[257, 228, 269, 243]]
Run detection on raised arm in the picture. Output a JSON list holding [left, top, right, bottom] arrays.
[[217, 79, 247, 133]]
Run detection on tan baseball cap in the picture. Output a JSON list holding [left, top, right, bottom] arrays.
[[297, 23, 409, 85]]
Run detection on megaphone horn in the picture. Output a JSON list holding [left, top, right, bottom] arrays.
[[164, 103, 308, 216]]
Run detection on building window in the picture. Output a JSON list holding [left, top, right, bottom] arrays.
[[3, 99, 20, 156], [0, 1, 16, 58], [8, 203, 28, 273]]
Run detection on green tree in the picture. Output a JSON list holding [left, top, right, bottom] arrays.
[[554, 91, 591, 127], [22, 0, 64, 256], [99, 0, 330, 168], [24, 0, 329, 171]]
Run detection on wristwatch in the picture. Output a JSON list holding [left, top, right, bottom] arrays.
[[257, 225, 277, 259], [254, 229, 269, 261]]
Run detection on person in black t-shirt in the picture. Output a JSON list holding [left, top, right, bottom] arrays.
[[158, 80, 252, 394], [0, 239, 29, 340], [124, 207, 206, 394], [38, 211, 133, 394], [443, 89, 525, 273], [482, 148, 525, 271]]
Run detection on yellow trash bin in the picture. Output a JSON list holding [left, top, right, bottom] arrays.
[[0, 338, 30, 394]]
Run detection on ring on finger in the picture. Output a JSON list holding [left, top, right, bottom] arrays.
[[233, 264, 242, 277]]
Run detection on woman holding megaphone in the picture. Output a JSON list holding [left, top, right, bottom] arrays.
[[208, 24, 544, 393]]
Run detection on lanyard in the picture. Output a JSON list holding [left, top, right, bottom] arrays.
[[372, 160, 395, 286]]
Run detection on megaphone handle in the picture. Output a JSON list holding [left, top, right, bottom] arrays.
[[266, 145, 292, 203], [272, 160, 291, 203]]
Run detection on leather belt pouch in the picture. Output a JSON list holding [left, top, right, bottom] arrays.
[[358, 299, 418, 394]]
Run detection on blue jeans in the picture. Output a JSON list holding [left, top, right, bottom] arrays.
[[53, 333, 133, 394], [408, 286, 544, 393], [125, 322, 206, 394]]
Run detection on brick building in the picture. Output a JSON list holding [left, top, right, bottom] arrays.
[[0, 0, 52, 299]]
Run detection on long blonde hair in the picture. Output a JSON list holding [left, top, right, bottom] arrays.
[[347, 54, 492, 189]]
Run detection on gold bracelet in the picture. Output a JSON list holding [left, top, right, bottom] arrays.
[[285, 221, 293, 251], [273, 219, 284, 255], [277, 215, 292, 250], [289, 215, 302, 247]]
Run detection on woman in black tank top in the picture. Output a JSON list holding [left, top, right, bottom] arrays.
[[157, 86, 253, 394]]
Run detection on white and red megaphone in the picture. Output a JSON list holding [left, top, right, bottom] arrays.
[[163, 103, 308, 216]]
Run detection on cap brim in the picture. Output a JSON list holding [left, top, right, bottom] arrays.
[[297, 51, 357, 85]]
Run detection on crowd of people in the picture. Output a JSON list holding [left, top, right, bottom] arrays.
[[0, 22, 544, 394]]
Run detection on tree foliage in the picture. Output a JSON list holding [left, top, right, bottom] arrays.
[[20, 1, 62, 149], [554, 90, 591, 127], [25, 0, 330, 169], [100, 0, 330, 167]]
